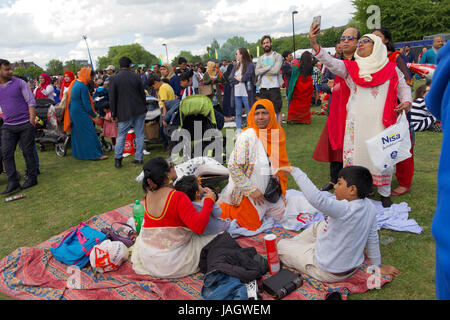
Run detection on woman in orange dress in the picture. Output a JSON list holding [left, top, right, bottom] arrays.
[[219, 99, 290, 231]]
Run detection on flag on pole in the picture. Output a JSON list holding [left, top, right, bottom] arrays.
[[257, 46, 260, 57], [215, 49, 219, 60], [159, 55, 163, 65]]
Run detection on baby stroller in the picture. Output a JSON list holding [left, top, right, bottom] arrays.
[[35, 98, 70, 157], [143, 95, 164, 147], [171, 94, 226, 164]]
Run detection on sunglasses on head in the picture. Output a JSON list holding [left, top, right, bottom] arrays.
[[340, 35, 356, 41]]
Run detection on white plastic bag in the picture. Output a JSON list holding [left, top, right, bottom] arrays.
[[278, 190, 322, 231], [365, 112, 412, 172], [89, 240, 129, 273]]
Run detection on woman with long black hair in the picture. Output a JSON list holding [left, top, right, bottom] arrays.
[[228, 47, 256, 134], [287, 51, 314, 124]]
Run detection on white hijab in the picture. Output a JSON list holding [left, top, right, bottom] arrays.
[[354, 34, 389, 81]]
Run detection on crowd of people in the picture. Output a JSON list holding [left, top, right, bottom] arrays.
[[0, 20, 449, 299]]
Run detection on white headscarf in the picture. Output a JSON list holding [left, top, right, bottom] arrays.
[[354, 33, 389, 81]]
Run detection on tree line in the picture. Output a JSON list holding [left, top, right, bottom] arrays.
[[17, 0, 448, 77]]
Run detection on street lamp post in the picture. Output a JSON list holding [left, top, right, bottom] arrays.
[[162, 44, 169, 63], [292, 11, 298, 59], [82, 35, 95, 71]]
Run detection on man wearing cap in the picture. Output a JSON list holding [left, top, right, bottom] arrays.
[[105, 65, 115, 81]]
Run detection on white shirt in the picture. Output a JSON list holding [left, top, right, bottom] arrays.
[[291, 168, 381, 272], [260, 52, 280, 89], [234, 66, 248, 97]]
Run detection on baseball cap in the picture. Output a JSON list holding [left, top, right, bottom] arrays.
[[105, 65, 115, 71]]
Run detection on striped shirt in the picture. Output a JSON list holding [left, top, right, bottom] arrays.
[[411, 98, 436, 132]]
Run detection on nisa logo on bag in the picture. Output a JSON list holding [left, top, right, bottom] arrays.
[[382, 133, 401, 145]]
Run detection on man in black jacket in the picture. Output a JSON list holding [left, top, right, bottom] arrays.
[[109, 56, 147, 168]]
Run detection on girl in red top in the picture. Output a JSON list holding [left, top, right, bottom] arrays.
[[131, 157, 218, 278]]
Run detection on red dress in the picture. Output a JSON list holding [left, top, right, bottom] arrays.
[[143, 190, 214, 234], [287, 75, 313, 124]]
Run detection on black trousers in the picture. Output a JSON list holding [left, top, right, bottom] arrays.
[[258, 88, 283, 113], [330, 161, 343, 184], [1, 122, 37, 183]]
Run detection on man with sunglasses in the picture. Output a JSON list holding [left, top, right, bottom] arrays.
[[313, 28, 360, 192]]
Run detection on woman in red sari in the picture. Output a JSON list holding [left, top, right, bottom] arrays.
[[287, 51, 314, 124]]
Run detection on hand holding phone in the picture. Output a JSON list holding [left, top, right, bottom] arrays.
[[309, 16, 322, 52]]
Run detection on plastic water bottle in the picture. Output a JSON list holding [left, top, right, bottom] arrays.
[[133, 200, 145, 234]]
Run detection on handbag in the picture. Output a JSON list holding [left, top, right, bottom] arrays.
[[50, 223, 107, 268], [263, 153, 282, 203], [101, 222, 137, 248]]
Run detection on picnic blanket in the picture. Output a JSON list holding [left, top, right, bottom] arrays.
[[0, 204, 392, 300]]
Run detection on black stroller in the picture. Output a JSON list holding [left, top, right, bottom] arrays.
[[170, 94, 226, 164], [35, 98, 112, 157], [35, 98, 70, 157]]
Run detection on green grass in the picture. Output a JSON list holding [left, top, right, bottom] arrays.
[[0, 83, 441, 300]]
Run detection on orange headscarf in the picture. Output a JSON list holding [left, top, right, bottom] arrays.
[[243, 99, 290, 194], [63, 67, 96, 133]]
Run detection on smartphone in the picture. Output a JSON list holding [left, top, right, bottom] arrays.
[[312, 15, 321, 29]]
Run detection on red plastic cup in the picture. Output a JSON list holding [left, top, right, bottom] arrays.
[[264, 234, 280, 275]]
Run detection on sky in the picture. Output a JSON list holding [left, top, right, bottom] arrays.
[[0, 0, 355, 69]]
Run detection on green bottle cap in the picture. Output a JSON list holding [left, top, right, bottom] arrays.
[[135, 200, 140, 204]]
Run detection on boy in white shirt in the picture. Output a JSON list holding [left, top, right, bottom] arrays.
[[276, 165, 400, 283]]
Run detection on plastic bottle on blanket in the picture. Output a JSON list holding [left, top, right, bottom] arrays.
[[133, 200, 145, 234]]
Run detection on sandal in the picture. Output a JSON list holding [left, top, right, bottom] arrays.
[[391, 188, 410, 196]]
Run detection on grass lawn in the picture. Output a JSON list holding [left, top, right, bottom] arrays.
[[0, 82, 441, 300]]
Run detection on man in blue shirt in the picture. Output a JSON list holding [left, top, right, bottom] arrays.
[[420, 36, 445, 65]]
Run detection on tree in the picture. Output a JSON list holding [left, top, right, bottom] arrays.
[[46, 59, 64, 76], [351, 0, 450, 42], [219, 36, 251, 61], [13, 65, 45, 79], [317, 26, 346, 48], [96, 43, 159, 71], [171, 50, 202, 66], [64, 60, 86, 74]]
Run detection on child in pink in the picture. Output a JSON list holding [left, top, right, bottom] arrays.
[[102, 104, 118, 147]]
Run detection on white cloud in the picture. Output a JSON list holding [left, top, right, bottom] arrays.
[[0, 0, 354, 69]]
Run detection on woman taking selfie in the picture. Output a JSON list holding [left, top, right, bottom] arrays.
[[309, 22, 412, 207]]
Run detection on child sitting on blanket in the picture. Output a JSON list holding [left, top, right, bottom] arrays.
[[275, 165, 401, 283], [174, 175, 230, 236]]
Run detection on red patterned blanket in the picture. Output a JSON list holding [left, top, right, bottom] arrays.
[[0, 204, 391, 300]]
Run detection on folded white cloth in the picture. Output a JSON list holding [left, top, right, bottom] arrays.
[[275, 189, 423, 234]]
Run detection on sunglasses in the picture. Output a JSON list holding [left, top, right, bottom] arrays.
[[168, 162, 174, 169], [340, 35, 356, 41], [357, 38, 374, 46]]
